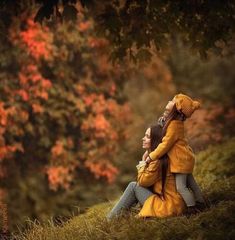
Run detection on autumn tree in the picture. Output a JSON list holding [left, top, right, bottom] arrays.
[[0, 8, 131, 230]]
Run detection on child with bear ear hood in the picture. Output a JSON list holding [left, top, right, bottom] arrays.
[[145, 93, 207, 214]]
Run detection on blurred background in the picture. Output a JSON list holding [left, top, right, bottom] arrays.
[[0, 0, 235, 233]]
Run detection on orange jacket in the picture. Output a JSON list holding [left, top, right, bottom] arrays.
[[149, 120, 195, 173], [137, 160, 185, 218]]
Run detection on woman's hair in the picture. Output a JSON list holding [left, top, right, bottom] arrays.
[[162, 104, 186, 136], [148, 103, 186, 198], [150, 124, 168, 199], [150, 124, 163, 152]]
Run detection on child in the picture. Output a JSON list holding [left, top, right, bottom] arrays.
[[145, 93, 206, 214]]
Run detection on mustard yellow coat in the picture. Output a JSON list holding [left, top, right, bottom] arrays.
[[149, 120, 195, 173], [137, 160, 186, 218]]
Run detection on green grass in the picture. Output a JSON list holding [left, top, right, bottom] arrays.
[[14, 138, 235, 240]]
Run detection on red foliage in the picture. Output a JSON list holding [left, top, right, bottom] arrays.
[[45, 166, 73, 191], [85, 160, 119, 183], [19, 19, 54, 60], [0, 102, 8, 126], [51, 140, 64, 157], [32, 103, 44, 113], [14, 64, 52, 105], [87, 37, 108, 48], [78, 21, 91, 32], [2, 13, 132, 192], [0, 102, 24, 172]]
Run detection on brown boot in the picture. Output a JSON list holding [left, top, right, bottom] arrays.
[[195, 201, 209, 211]]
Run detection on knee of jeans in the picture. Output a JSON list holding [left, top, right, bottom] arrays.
[[127, 181, 137, 189]]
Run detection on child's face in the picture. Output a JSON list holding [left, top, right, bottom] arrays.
[[142, 128, 151, 150], [163, 99, 175, 118]]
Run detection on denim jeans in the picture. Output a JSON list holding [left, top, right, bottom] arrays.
[[106, 181, 154, 220]]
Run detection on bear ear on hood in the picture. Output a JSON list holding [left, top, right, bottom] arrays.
[[174, 93, 183, 99], [192, 101, 201, 110], [175, 98, 183, 111]]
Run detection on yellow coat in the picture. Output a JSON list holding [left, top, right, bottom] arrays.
[[137, 160, 186, 218], [149, 120, 195, 173]]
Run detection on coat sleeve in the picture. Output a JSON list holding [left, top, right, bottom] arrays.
[[149, 122, 178, 160], [137, 161, 160, 187]]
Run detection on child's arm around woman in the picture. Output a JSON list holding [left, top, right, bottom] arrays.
[[147, 120, 179, 162]]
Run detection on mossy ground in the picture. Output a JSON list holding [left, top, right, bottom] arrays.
[[14, 139, 235, 240]]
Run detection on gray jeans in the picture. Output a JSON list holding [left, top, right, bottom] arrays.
[[106, 181, 154, 220], [175, 173, 204, 207]]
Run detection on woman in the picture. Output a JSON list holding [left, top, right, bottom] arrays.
[[106, 124, 186, 220]]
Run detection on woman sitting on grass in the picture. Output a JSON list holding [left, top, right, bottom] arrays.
[[107, 123, 186, 220]]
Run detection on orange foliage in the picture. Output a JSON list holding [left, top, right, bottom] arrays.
[[1, 13, 132, 191], [94, 114, 110, 131], [87, 37, 108, 48], [19, 19, 54, 60], [46, 137, 78, 190], [16, 64, 52, 102], [51, 140, 64, 157], [16, 89, 30, 101], [0, 102, 8, 126], [18, 111, 29, 123], [75, 84, 85, 95], [0, 102, 24, 171], [79, 90, 131, 182], [32, 103, 44, 113], [46, 166, 73, 191], [91, 95, 107, 114], [85, 160, 119, 183], [78, 21, 91, 32], [106, 99, 119, 115], [110, 83, 116, 96], [34, 90, 49, 100], [93, 115, 111, 138], [0, 146, 8, 161], [83, 93, 97, 106]]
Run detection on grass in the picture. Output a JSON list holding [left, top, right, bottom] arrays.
[[13, 138, 235, 240]]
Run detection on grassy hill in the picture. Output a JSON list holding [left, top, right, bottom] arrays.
[[15, 139, 235, 240]]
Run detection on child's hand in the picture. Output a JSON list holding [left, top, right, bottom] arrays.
[[145, 156, 152, 164], [159, 195, 165, 201]]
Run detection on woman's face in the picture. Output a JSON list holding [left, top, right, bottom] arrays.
[[142, 128, 151, 150], [163, 99, 175, 118]]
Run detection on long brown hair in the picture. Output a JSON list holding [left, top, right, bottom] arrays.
[[150, 124, 168, 199], [150, 103, 185, 198]]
